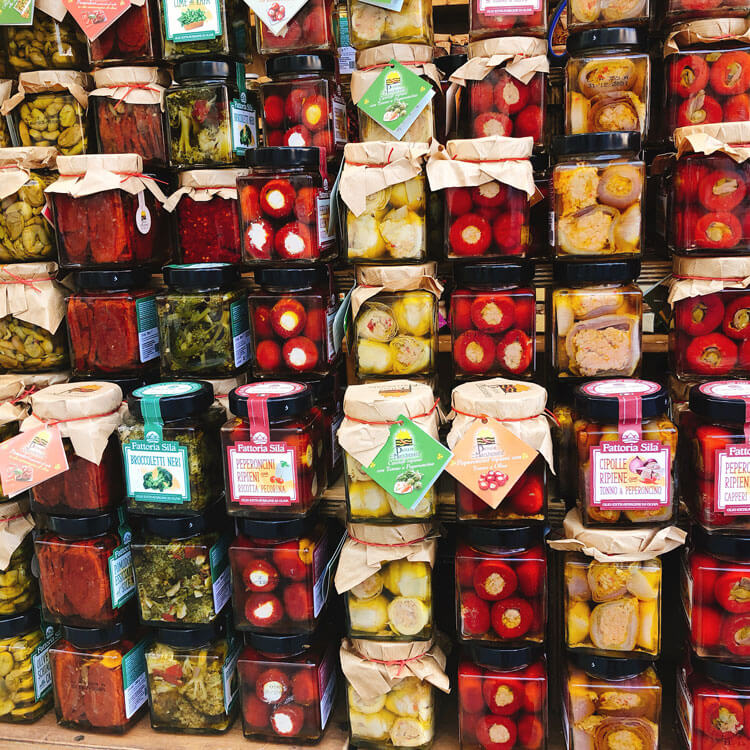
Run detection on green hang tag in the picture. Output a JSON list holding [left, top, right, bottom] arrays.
[[357, 60, 435, 141], [0, 0, 34, 25], [363, 415, 452, 509]]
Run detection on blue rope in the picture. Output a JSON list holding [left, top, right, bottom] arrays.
[[548, 0, 568, 59]]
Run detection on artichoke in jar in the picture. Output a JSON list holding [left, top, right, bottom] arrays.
[[0, 317, 67, 372], [0, 173, 56, 261]]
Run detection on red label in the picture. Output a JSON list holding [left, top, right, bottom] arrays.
[[63, 0, 131, 40], [0, 425, 69, 497]]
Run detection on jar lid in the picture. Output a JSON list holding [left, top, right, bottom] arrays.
[[254, 265, 329, 288], [246, 147, 321, 170], [72, 374, 150, 397], [131, 503, 220, 538], [174, 59, 234, 83], [266, 53, 335, 77], [469, 643, 544, 671], [162, 262, 240, 289], [75, 269, 152, 291], [156, 619, 224, 648], [571, 652, 653, 679], [128, 381, 215, 421], [229, 382, 313, 421], [553, 258, 641, 284], [62, 621, 128, 649], [566, 27, 646, 54], [434, 54, 467, 77], [0, 608, 41, 639], [464, 524, 544, 550], [30, 381, 123, 422], [246, 630, 314, 654], [46, 510, 119, 537], [695, 652, 750, 689], [692, 525, 750, 559], [296, 371, 337, 405], [575, 380, 668, 421], [455, 262, 534, 288], [552, 132, 641, 157], [237, 512, 317, 540], [689, 381, 750, 424]]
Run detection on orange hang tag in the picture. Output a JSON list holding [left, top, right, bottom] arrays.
[[446, 420, 537, 509], [0, 424, 69, 498]]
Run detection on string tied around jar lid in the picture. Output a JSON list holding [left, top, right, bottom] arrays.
[[344, 146, 396, 168], [360, 652, 430, 677], [451, 405, 559, 426], [114, 83, 161, 107], [57, 170, 169, 186], [343, 398, 441, 426], [0, 266, 56, 293]]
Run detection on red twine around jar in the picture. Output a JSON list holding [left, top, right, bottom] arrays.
[[0, 267, 55, 293], [345, 147, 396, 167], [451, 406, 560, 426], [35, 409, 120, 426], [343, 398, 441, 426], [361, 653, 430, 676], [59, 171, 168, 186], [10, 385, 39, 405], [113, 83, 160, 107], [347, 533, 432, 547], [672, 273, 749, 283]]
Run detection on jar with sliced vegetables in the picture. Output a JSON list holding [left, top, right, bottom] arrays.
[[347, 0, 432, 48], [4, 10, 86, 73], [88, 0, 161, 64], [0, 532, 37, 618]]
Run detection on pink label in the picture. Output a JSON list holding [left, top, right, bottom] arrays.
[[226, 441, 299, 506], [478, 0, 540, 13], [311, 529, 329, 617], [715, 444, 750, 515]]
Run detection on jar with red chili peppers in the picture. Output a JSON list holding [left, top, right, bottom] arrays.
[[249, 266, 339, 376], [470, 0, 547, 38], [35, 511, 136, 628], [239, 147, 335, 264], [458, 646, 548, 750], [222, 382, 326, 519], [450, 263, 536, 379], [259, 54, 346, 159], [456, 526, 546, 646], [229, 515, 331, 633], [256, 0, 334, 54], [88, 0, 161, 65], [239, 630, 337, 742], [67, 269, 159, 377], [50, 621, 148, 733]]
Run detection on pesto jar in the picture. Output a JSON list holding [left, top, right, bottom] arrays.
[[118, 381, 226, 516], [157, 263, 250, 378]]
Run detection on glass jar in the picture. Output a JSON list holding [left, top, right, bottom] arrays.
[[157, 264, 249, 378], [67, 269, 159, 377], [4, 11, 86, 73], [88, 0, 161, 64], [299, 370, 344, 485], [456, 527, 546, 646], [50, 621, 147, 733], [563, 551, 662, 657], [568, 0, 648, 31], [11, 89, 89, 154], [0, 608, 53, 723], [565, 28, 649, 137], [239, 631, 337, 742], [347, 0, 432, 48], [229, 516, 330, 633], [681, 380, 750, 532], [119, 381, 225, 515], [469, 0, 547, 40], [35, 512, 136, 628], [239, 148, 334, 264], [256, 0, 334, 54], [259, 54, 346, 160], [222, 382, 326, 518], [131, 508, 231, 627], [458, 646, 547, 750], [249, 267, 339, 377], [573, 380, 678, 527], [563, 654, 661, 749], [0, 315, 67, 373], [552, 132, 644, 259], [667, 0, 750, 25], [145, 620, 239, 733], [529, 154, 550, 258], [549, 259, 642, 379], [450, 263, 536, 378], [0, 537, 37, 616]]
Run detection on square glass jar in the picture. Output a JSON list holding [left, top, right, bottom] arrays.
[[88, 0, 161, 65], [347, 0, 432, 49], [5, 11, 87, 72], [11, 91, 89, 154]]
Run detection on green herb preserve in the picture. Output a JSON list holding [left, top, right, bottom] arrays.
[[118, 381, 226, 516]]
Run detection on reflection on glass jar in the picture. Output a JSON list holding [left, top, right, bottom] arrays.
[[568, 0, 648, 31], [256, 0, 334, 54], [5, 11, 86, 73]]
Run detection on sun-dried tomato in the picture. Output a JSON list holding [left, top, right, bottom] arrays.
[[84, 661, 128, 728]]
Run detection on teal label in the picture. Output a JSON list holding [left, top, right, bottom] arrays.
[[230, 298, 250, 367], [135, 296, 159, 363], [122, 640, 148, 719], [222, 641, 241, 714], [108, 542, 136, 608], [163, 0, 222, 42], [31, 628, 57, 702], [209, 535, 231, 614], [123, 439, 191, 505]]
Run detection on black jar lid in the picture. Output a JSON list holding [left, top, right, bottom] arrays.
[[246, 146, 322, 170], [434, 54, 467, 78], [75, 268, 152, 291], [62, 620, 128, 649], [689, 381, 750, 424], [692, 525, 750, 560], [296, 371, 336, 405], [131, 503, 220, 539], [575, 380, 668, 421], [266, 53, 335, 78], [552, 131, 641, 157], [455, 262, 534, 288], [128, 381, 215, 421], [46, 510, 119, 537], [254, 265, 328, 288], [571, 652, 653, 679], [464, 524, 544, 551], [553, 258, 641, 284], [566, 27, 646, 54], [0, 607, 41, 639], [229, 382, 313, 421], [247, 630, 314, 654], [696, 652, 750, 689], [162, 262, 240, 290], [174, 59, 235, 84], [469, 643, 544, 671], [156, 619, 224, 648], [237, 512, 317, 541]]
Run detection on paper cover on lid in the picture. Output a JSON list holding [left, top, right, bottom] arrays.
[[0, 499, 34, 571], [664, 17, 750, 55], [668, 255, 750, 304], [1, 71, 90, 115], [164, 169, 247, 210], [450, 37, 548, 86], [0, 263, 64, 335]]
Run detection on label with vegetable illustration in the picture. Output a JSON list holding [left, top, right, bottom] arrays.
[[446, 420, 536, 509], [0, 424, 68, 498], [123, 440, 191, 505], [0, 0, 34, 26], [230, 98, 256, 157], [226, 440, 299, 505], [242, 0, 308, 36], [163, 0, 222, 42], [357, 61, 435, 141], [63, 0, 131, 40], [363, 415, 452, 509]]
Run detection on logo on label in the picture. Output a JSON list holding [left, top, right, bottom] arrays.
[[252, 431, 268, 445], [145, 430, 160, 443], [621, 429, 640, 444]]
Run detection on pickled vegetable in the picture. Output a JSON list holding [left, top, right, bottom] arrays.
[[5, 13, 86, 73], [0, 627, 50, 723], [0, 317, 67, 372], [0, 540, 37, 616], [14, 94, 88, 155], [0, 171, 55, 262], [348, 0, 433, 48]]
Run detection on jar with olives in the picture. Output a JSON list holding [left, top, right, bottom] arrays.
[[88, 0, 162, 64], [4, 10, 86, 73]]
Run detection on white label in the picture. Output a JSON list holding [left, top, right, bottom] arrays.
[[124, 441, 191, 505], [478, 0, 540, 12], [31, 635, 55, 701], [716, 445, 750, 515], [676, 667, 694, 747], [338, 46, 356, 75], [582, 379, 659, 397], [325, 303, 338, 359], [332, 98, 347, 144], [212, 564, 231, 613], [316, 193, 333, 244], [319, 659, 336, 729], [701, 380, 750, 398], [135, 192, 151, 235], [230, 299, 250, 368], [122, 641, 148, 719], [108, 544, 136, 607], [231, 98, 257, 155], [136, 296, 160, 363], [311, 533, 329, 618], [222, 644, 241, 714], [227, 442, 299, 505]]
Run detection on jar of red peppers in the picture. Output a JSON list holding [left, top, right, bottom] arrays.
[[47, 154, 170, 270], [249, 266, 340, 377], [90, 67, 169, 169], [50, 620, 148, 733], [36, 510, 136, 628], [450, 263, 536, 379], [456, 525, 546, 646], [458, 646, 548, 750], [469, 0, 546, 39], [88, 0, 161, 65], [222, 382, 326, 518], [447, 378, 553, 525], [255, 0, 335, 55], [165, 168, 245, 265], [260, 54, 346, 158], [239, 147, 335, 264], [24, 381, 124, 516], [239, 630, 337, 742], [229, 515, 331, 633]]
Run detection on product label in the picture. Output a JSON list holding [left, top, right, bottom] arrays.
[[363, 415, 452, 510], [676, 667, 694, 747], [332, 98, 347, 144], [477, 0, 540, 13], [325, 302, 339, 359], [123, 439, 191, 505], [316, 192, 333, 245], [222, 641, 241, 714], [330, 412, 344, 467], [163, 0, 222, 41], [108, 541, 136, 608], [31, 630, 57, 702], [0, 0, 33, 25], [62, 0, 129, 39], [122, 640, 148, 719], [0, 424, 68, 498], [311, 529, 329, 617], [230, 298, 250, 368], [317, 644, 337, 729], [136, 295, 160, 363], [230, 96, 257, 156], [209, 535, 231, 614], [338, 46, 356, 76], [227, 441, 299, 506], [135, 191, 151, 234], [716, 444, 750, 515]]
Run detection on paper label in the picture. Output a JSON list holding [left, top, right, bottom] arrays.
[[0, 425, 68, 498], [230, 96, 257, 155], [136, 296, 160, 363], [446, 420, 536, 508], [363, 415, 451, 509], [108, 541, 136, 608], [477, 0, 540, 13], [63, 0, 130, 40], [338, 46, 357, 76], [122, 640, 148, 719], [31, 630, 56, 702], [230, 298, 250, 367], [123, 439, 191, 504], [317, 645, 337, 729], [716, 444, 750, 515], [357, 61, 435, 141], [163, 0, 222, 41], [222, 642, 240, 714], [331, 412, 344, 467], [325, 303, 339, 360], [332, 98, 347, 145], [226, 441, 299, 506], [135, 191, 151, 234], [209, 535, 231, 614], [243, 0, 307, 35], [0, 0, 33, 25], [677, 667, 694, 748], [316, 193, 333, 244]]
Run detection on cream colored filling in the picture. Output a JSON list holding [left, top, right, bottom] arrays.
[[287, 347, 307, 367], [489, 724, 511, 743], [279, 311, 299, 331], [461, 225, 482, 244], [502, 608, 521, 629], [502, 340, 523, 370], [466, 341, 484, 364], [266, 189, 285, 210], [283, 233, 306, 257]]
